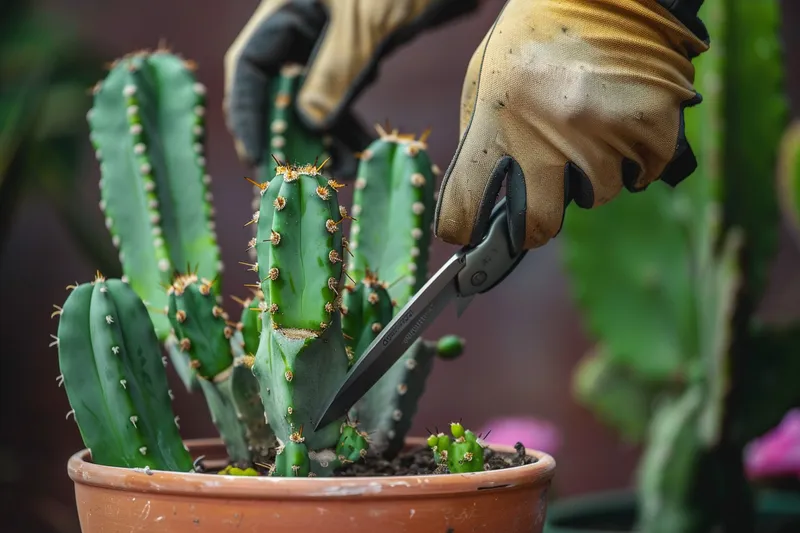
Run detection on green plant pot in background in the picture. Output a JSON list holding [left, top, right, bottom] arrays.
[[544, 490, 800, 533]]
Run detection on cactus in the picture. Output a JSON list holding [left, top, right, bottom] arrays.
[[258, 64, 329, 184], [347, 125, 437, 298], [247, 160, 352, 472], [55, 273, 193, 472], [338, 126, 464, 457], [88, 48, 222, 393], [342, 270, 395, 366], [88, 48, 221, 339], [164, 265, 275, 465], [561, 1, 800, 531], [233, 289, 265, 357], [246, 64, 331, 262], [427, 422, 486, 474], [55, 46, 474, 479]]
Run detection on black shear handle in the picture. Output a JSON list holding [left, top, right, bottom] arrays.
[[455, 197, 528, 299]]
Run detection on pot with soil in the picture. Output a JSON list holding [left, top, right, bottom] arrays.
[[68, 437, 555, 532], [54, 50, 556, 532]]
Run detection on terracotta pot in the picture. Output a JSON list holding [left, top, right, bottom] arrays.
[[68, 437, 556, 532]]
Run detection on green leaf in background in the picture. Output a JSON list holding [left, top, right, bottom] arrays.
[[572, 346, 663, 443]]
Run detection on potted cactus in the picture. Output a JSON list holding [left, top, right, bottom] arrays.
[[52, 48, 555, 532], [546, 1, 800, 532]]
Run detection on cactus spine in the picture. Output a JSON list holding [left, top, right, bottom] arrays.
[[55, 273, 193, 472]]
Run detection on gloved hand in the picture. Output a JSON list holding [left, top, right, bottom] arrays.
[[224, 0, 479, 177], [433, 0, 710, 252]]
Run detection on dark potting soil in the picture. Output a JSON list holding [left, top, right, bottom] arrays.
[[334, 441, 538, 477], [202, 442, 537, 477]]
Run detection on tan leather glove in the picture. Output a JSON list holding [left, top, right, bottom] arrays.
[[224, 0, 478, 177], [434, 0, 710, 251]]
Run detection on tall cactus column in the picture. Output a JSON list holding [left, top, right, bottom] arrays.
[[88, 48, 222, 392], [249, 161, 351, 456]]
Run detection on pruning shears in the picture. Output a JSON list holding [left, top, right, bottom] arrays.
[[314, 197, 528, 430]]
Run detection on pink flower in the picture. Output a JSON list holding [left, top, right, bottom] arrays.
[[744, 408, 800, 480], [478, 416, 561, 455]]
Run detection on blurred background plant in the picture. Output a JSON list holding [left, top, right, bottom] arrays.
[[553, 0, 800, 531], [0, 0, 119, 275]]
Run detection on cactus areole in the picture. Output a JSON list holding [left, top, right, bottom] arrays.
[[53, 49, 551, 531]]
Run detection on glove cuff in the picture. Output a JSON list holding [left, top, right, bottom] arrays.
[[655, 0, 710, 51]]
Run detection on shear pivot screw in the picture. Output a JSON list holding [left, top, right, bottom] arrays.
[[471, 271, 487, 286]]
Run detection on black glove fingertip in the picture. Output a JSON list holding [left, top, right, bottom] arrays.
[[660, 92, 702, 187]]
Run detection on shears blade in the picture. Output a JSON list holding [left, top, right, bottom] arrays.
[[314, 253, 468, 430], [313, 197, 527, 431]]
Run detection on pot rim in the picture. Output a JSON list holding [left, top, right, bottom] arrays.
[[68, 437, 556, 500]]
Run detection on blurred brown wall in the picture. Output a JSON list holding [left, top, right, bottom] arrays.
[[2, 1, 800, 532]]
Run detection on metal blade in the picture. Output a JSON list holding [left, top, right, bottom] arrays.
[[314, 254, 466, 430], [455, 295, 475, 318]]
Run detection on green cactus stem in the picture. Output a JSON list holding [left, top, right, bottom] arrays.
[[427, 422, 485, 474], [258, 64, 329, 184], [88, 48, 221, 341], [272, 429, 311, 477], [54, 273, 193, 472], [233, 290, 264, 357], [247, 63, 331, 262], [249, 162, 350, 451], [166, 272, 274, 464], [230, 354, 277, 462], [163, 333, 199, 392], [342, 125, 455, 458], [341, 269, 395, 367], [335, 421, 370, 464], [166, 273, 233, 380], [347, 124, 437, 303]]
